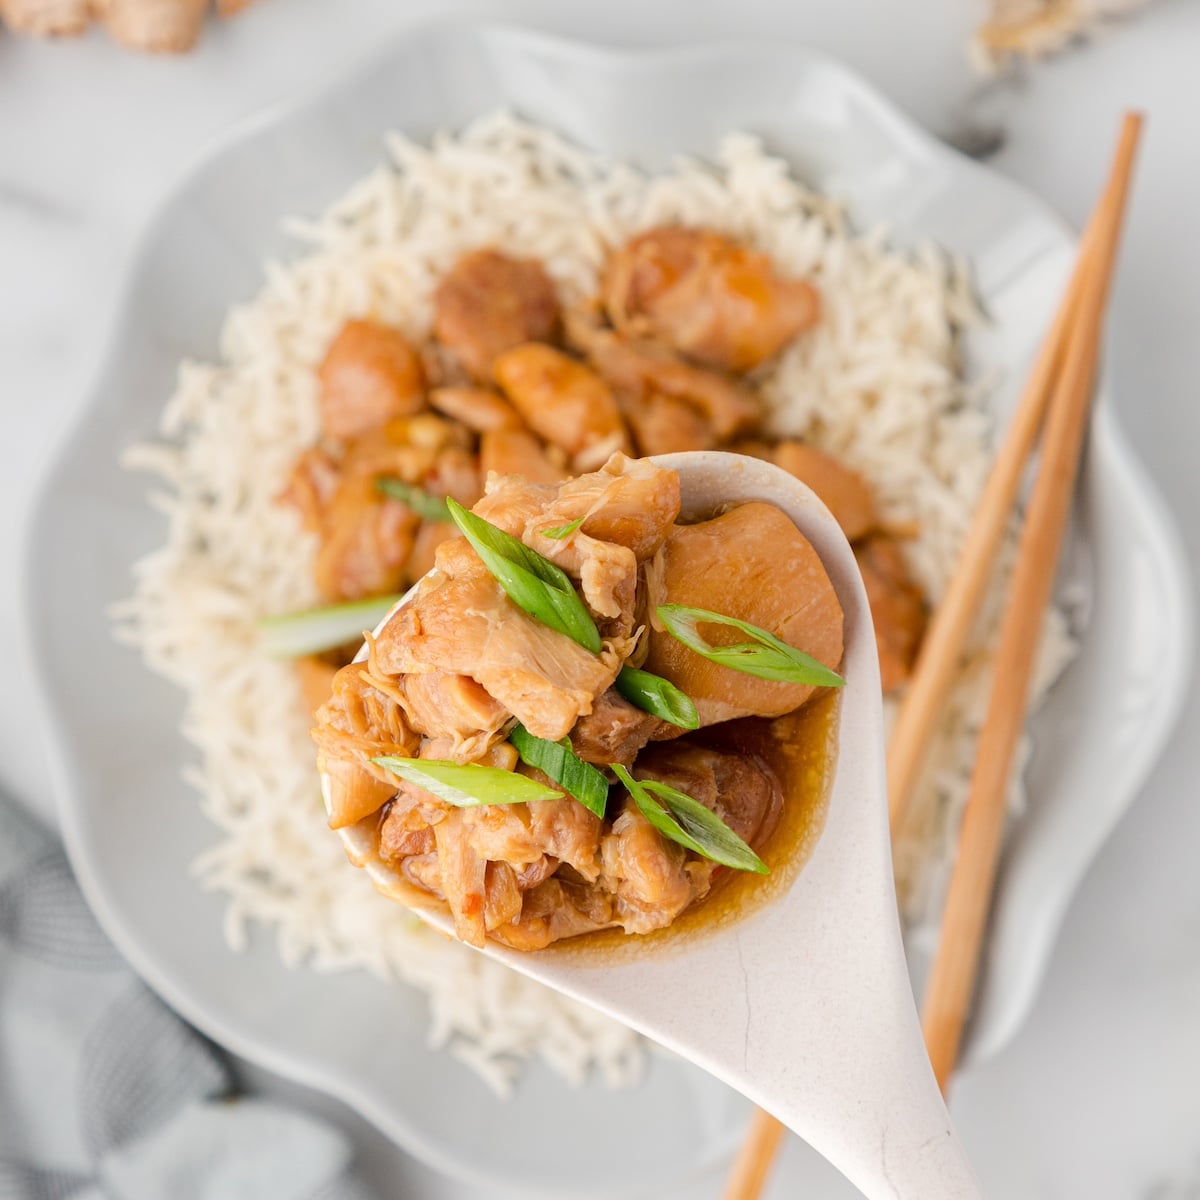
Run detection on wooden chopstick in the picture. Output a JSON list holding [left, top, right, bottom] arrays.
[[722, 111, 1143, 1199], [921, 111, 1143, 1089], [887, 219, 1096, 832]]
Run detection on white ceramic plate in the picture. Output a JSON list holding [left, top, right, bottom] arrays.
[[24, 21, 1192, 1197]]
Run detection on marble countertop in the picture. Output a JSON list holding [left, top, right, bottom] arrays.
[[2, 2, 1198, 1196]]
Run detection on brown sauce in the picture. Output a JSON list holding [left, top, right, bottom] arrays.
[[543, 687, 841, 964]]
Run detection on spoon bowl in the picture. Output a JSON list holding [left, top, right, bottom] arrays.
[[332, 451, 982, 1199]]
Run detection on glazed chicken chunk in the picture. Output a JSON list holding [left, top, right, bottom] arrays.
[[602, 226, 820, 372], [642, 502, 844, 725], [493, 343, 631, 472], [433, 249, 562, 381], [317, 319, 425, 441]]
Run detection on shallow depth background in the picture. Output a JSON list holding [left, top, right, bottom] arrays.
[[2, 3, 1198, 1197]]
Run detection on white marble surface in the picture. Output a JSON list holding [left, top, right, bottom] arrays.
[[2, 2, 1198, 1197]]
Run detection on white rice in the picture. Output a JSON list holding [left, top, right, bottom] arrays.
[[114, 112, 1076, 1092]]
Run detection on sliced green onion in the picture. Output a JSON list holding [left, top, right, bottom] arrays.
[[372, 757, 563, 807], [540, 515, 586, 540], [509, 724, 609, 818], [376, 476, 452, 521], [615, 666, 699, 730], [447, 498, 602, 654], [257, 594, 403, 658], [610, 764, 768, 875], [657, 604, 845, 688]]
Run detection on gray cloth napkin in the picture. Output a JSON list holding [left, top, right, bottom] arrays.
[[0, 795, 374, 1200]]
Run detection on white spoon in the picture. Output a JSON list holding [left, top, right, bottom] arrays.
[[333, 451, 983, 1200]]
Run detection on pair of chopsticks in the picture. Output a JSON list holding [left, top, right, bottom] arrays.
[[724, 111, 1144, 1200]]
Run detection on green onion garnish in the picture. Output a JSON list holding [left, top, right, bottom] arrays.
[[257, 594, 403, 658], [656, 605, 845, 688], [615, 666, 699, 730], [376, 477, 452, 522], [540, 516, 586, 540], [610, 764, 767, 874], [372, 757, 563, 807], [509, 724, 609, 818], [446, 498, 602, 654]]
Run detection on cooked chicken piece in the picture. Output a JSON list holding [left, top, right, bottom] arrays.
[[567, 311, 760, 439], [544, 524, 637, 627], [527, 795, 604, 881], [456, 804, 542, 869], [312, 419, 480, 595], [449, 789, 603, 882], [603, 226, 819, 372], [568, 688, 674, 767], [491, 876, 616, 951], [322, 756, 398, 830], [642, 502, 844, 725], [315, 660, 419, 760], [736, 440, 879, 542], [855, 536, 927, 693], [313, 474, 419, 602], [480, 429, 569, 485], [294, 656, 338, 718], [474, 453, 681, 626], [433, 808, 489, 945], [317, 320, 425, 441], [377, 778, 449, 861], [378, 810, 435, 860], [634, 742, 781, 846], [279, 448, 340, 532], [314, 663, 420, 776], [402, 852, 444, 897], [314, 661, 419, 828], [406, 520, 457, 583], [600, 796, 710, 934], [396, 672, 510, 763], [425, 444, 483, 508], [493, 344, 630, 471], [623, 391, 717, 457], [429, 386, 523, 432], [373, 537, 623, 741], [433, 249, 561, 381], [340, 414, 472, 492], [475, 452, 681, 560], [470, 475, 557, 536], [483, 862, 524, 931]]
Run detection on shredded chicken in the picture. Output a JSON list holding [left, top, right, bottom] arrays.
[[313, 457, 841, 949], [293, 227, 940, 951], [372, 537, 625, 742], [569, 688, 674, 767]]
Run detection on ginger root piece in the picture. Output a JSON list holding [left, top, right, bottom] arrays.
[[0, 0, 91, 35], [1, 0, 256, 50], [92, 0, 208, 52], [973, 0, 1147, 72]]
